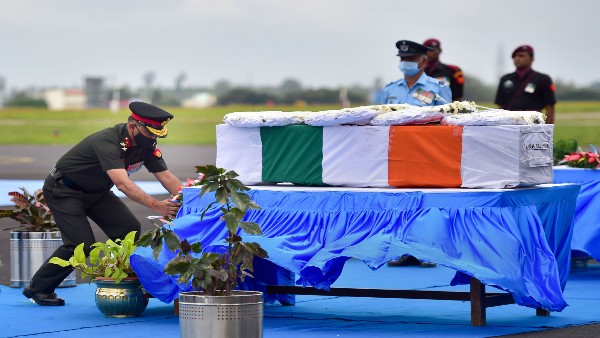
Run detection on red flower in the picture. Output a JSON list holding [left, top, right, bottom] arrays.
[[561, 150, 600, 170]]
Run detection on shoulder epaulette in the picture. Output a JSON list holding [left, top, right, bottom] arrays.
[[384, 80, 400, 88], [427, 77, 448, 86], [446, 64, 462, 71]]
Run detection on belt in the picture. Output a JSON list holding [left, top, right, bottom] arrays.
[[50, 167, 85, 192]]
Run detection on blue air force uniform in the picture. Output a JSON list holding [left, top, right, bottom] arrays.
[[383, 72, 451, 106], [385, 40, 451, 268]]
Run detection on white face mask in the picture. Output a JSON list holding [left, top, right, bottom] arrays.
[[398, 61, 421, 76]]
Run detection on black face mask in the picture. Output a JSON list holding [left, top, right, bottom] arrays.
[[134, 125, 157, 148]]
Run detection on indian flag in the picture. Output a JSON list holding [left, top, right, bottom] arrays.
[[216, 124, 553, 189]]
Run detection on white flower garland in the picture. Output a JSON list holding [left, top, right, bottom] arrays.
[[370, 108, 445, 126], [366, 104, 412, 112], [441, 109, 546, 126], [369, 101, 477, 126], [223, 111, 306, 127], [221, 102, 543, 128], [435, 101, 478, 114], [304, 107, 382, 126]]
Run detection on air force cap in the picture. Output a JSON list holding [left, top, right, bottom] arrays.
[[129, 101, 174, 138], [396, 40, 432, 57]]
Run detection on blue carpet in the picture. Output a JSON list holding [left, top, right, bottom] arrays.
[[0, 180, 168, 206], [2, 260, 600, 338]]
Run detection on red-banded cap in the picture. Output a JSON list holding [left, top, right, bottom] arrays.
[[129, 101, 174, 138]]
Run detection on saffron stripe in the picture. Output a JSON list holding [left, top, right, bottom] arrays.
[[388, 126, 463, 187]]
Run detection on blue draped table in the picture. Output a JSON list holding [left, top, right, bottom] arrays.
[[554, 167, 600, 260], [131, 183, 579, 313]]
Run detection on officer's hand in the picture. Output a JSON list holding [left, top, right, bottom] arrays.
[[152, 199, 182, 218]]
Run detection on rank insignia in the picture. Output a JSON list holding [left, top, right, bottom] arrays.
[[524, 83, 536, 93], [399, 41, 409, 52], [161, 118, 171, 127], [153, 148, 162, 158], [120, 137, 131, 151]]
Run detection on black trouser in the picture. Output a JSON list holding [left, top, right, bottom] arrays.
[[28, 175, 141, 293]]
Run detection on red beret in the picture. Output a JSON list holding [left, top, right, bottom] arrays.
[[423, 38, 441, 48], [512, 45, 534, 58]]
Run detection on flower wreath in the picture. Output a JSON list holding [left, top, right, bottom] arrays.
[[559, 146, 600, 170]]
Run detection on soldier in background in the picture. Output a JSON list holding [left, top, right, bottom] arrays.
[[495, 45, 556, 124], [423, 38, 464, 102]]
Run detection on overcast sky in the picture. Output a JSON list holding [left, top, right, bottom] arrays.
[[0, 0, 596, 90]]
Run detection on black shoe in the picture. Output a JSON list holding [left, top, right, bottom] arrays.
[[23, 286, 65, 306], [419, 262, 437, 268], [387, 255, 422, 267]]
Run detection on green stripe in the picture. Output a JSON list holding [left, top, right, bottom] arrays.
[[261, 125, 324, 185]]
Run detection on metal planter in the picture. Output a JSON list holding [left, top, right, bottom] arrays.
[[179, 290, 263, 338], [10, 231, 76, 288]]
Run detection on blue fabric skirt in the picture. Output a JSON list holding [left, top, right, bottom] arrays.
[[130, 184, 579, 311], [554, 168, 600, 261]]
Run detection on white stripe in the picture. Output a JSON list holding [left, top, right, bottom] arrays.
[[461, 125, 554, 188], [216, 124, 263, 185], [322, 126, 390, 187]]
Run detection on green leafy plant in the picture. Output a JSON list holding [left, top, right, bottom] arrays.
[[0, 188, 57, 232], [49, 231, 138, 283], [554, 139, 578, 165], [136, 165, 268, 296]]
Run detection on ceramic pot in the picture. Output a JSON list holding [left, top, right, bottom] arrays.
[[94, 277, 149, 318]]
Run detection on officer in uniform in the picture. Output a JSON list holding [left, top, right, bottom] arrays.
[[384, 40, 448, 268], [383, 40, 452, 106], [495, 45, 556, 124], [23, 101, 182, 306], [423, 38, 465, 101]]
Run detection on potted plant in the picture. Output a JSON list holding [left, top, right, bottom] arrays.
[[0, 187, 76, 288], [49, 231, 149, 318], [136, 165, 268, 338]]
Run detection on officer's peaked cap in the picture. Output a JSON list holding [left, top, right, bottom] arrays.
[[396, 40, 432, 57], [129, 101, 174, 138]]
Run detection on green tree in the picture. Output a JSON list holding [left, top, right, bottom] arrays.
[[5, 92, 47, 108]]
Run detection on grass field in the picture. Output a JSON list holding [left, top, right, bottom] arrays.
[[1, 101, 599, 146]]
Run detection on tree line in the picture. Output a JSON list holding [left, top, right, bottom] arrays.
[[5, 75, 600, 108]]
